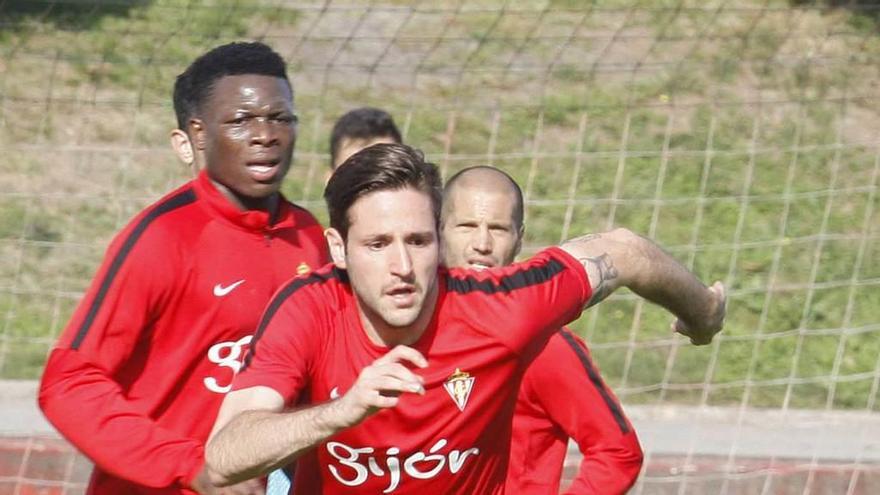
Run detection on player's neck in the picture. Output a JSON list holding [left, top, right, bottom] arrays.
[[358, 283, 439, 348], [208, 178, 279, 214]]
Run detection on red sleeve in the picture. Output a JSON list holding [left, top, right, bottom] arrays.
[[232, 272, 328, 402], [38, 209, 204, 489], [445, 247, 592, 353], [528, 330, 643, 494]]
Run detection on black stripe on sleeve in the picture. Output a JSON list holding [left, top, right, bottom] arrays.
[[445, 258, 566, 294], [70, 189, 197, 350], [242, 267, 346, 370], [559, 329, 631, 434]]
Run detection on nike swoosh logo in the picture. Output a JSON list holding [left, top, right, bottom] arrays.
[[330, 387, 340, 400], [213, 279, 245, 297]]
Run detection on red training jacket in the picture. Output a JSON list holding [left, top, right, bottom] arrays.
[[39, 171, 327, 494], [234, 248, 593, 494], [507, 329, 643, 494]]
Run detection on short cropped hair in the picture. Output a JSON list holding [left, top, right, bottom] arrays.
[[443, 166, 525, 230], [173, 41, 290, 131], [324, 143, 441, 241], [329, 107, 402, 167]]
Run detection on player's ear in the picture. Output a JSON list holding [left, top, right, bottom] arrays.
[[325, 228, 347, 269], [169, 129, 194, 167], [514, 223, 524, 258]]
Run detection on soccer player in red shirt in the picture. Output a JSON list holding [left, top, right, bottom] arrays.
[[441, 166, 643, 494], [324, 111, 641, 492], [38, 42, 328, 495], [264, 106, 407, 495], [205, 143, 726, 494]]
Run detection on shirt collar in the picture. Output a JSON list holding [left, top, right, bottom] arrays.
[[193, 170, 298, 232]]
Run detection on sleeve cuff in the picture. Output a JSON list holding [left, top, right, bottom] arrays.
[[543, 246, 593, 306]]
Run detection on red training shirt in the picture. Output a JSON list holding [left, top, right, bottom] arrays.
[[507, 329, 643, 494], [39, 171, 327, 494], [233, 247, 592, 494]]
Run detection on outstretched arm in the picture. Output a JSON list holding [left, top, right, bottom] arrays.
[[559, 228, 726, 345], [206, 345, 427, 486]]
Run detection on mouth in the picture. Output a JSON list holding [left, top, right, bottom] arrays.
[[467, 259, 496, 271], [386, 285, 417, 307], [245, 159, 281, 182]]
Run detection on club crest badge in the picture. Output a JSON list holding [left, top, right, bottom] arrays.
[[296, 262, 311, 276], [444, 368, 475, 412]]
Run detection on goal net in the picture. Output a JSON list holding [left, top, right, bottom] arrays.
[[1, 1, 878, 493]]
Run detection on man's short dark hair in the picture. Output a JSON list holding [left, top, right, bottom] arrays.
[[173, 41, 290, 131], [444, 166, 525, 230], [330, 107, 402, 167], [324, 143, 441, 241]]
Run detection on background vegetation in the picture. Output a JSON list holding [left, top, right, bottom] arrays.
[[0, 0, 877, 412]]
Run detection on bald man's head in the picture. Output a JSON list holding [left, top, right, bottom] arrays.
[[442, 166, 524, 230], [441, 166, 525, 270]]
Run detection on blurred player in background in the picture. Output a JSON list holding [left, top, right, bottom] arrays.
[[205, 143, 725, 494], [329, 107, 402, 170], [39, 41, 327, 495], [441, 166, 643, 494]]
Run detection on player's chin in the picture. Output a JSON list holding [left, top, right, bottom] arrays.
[[382, 306, 423, 329], [239, 180, 283, 198]]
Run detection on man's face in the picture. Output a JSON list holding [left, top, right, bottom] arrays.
[[196, 74, 297, 200], [333, 136, 399, 170], [339, 187, 440, 332], [441, 184, 522, 270]]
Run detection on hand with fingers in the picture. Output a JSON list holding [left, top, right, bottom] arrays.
[[672, 281, 727, 346], [334, 345, 428, 426]]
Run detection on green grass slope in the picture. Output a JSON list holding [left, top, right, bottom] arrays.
[[0, 1, 877, 411]]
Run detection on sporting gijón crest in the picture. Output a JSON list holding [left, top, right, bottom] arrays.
[[444, 368, 475, 412]]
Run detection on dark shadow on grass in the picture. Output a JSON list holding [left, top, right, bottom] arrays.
[[790, 0, 880, 32], [0, 0, 151, 32]]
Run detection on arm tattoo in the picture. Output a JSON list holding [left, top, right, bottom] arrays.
[[580, 253, 619, 309]]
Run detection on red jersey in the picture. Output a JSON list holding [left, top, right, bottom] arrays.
[[507, 329, 643, 494], [233, 247, 592, 494], [38, 171, 327, 494]]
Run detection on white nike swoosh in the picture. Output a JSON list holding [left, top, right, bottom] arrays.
[[213, 279, 245, 297], [330, 387, 340, 400]]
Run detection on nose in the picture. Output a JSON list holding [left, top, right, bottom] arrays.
[[250, 118, 278, 147], [389, 241, 414, 279], [471, 225, 493, 254]]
